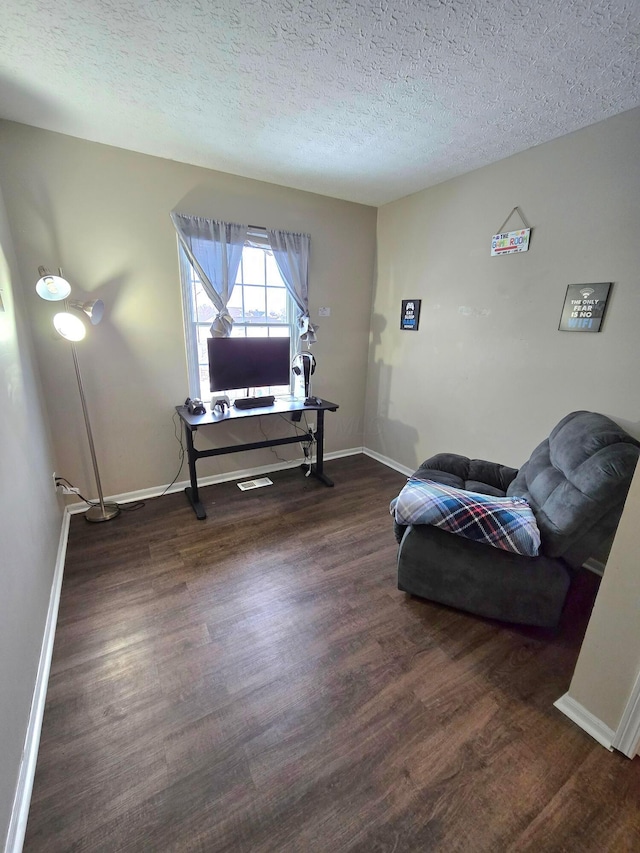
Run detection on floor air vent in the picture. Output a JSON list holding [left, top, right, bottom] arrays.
[[237, 477, 274, 491]]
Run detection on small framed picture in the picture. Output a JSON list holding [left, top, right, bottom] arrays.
[[559, 283, 612, 332], [401, 299, 421, 331]]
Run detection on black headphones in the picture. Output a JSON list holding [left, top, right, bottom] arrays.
[[291, 351, 316, 376]]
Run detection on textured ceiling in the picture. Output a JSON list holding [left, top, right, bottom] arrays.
[[1, 0, 639, 206]]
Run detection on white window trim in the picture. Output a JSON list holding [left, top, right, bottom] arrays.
[[178, 237, 297, 401]]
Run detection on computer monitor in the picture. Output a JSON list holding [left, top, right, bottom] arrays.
[[207, 336, 291, 393]]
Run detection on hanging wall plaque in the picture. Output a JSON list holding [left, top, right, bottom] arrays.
[[559, 283, 612, 332], [491, 206, 532, 256], [400, 300, 421, 331], [491, 228, 531, 255]]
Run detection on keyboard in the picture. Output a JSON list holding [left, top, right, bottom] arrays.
[[233, 395, 275, 410]]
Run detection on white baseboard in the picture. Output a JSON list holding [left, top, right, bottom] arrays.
[[66, 447, 366, 513], [553, 693, 615, 751], [4, 511, 70, 853], [583, 558, 606, 576], [326, 446, 364, 461], [362, 447, 413, 477], [612, 670, 640, 758]]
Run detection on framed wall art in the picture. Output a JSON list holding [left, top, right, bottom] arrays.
[[558, 282, 612, 332], [400, 299, 421, 331]]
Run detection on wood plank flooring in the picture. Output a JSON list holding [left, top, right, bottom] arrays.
[[24, 455, 640, 852]]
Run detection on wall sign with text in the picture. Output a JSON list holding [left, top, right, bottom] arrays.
[[559, 282, 612, 332], [401, 299, 421, 331], [491, 228, 530, 256]]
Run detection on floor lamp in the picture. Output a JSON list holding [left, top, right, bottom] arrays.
[[36, 267, 120, 523]]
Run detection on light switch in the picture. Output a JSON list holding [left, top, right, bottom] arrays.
[[318, 306, 331, 317]]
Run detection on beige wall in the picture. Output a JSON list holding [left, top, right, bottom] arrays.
[[367, 108, 640, 470], [0, 121, 377, 499], [0, 180, 62, 847], [568, 460, 640, 733], [368, 107, 640, 741]]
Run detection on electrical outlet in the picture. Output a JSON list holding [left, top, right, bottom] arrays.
[[54, 473, 79, 495], [60, 485, 79, 495]]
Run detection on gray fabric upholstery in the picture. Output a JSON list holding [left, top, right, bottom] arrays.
[[395, 411, 639, 627], [398, 524, 572, 628], [506, 411, 640, 566], [415, 453, 519, 495]]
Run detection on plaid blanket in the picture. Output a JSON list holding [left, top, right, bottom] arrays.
[[391, 478, 541, 557]]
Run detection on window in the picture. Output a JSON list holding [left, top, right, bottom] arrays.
[[180, 235, 296, 401]]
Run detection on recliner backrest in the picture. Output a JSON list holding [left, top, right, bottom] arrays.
[[507, 411, 639, 566]]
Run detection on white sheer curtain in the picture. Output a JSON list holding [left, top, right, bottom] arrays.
[[267, 228, 317, 346], [171, 212, 247, 337]]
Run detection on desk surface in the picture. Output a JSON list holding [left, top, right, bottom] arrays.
[[176, 396, 339, 429]]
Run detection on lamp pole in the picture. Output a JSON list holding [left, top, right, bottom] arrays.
[[36, 268, 119, 522], [69, 335, 120, 522]]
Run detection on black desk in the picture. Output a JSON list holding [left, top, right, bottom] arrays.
[[175, 397, 339, 519]]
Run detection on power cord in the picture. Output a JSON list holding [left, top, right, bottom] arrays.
[[56, 410, 186, 513], [54, 475, 80, 494], [305, 417, 316, 477], [275, 413, 315, 475], [54, 475, 145, 513], [302, 413, 317, 476], [157, 411, 186, 497], [258, 413, 316, 471], [259, 415, 289, 463]]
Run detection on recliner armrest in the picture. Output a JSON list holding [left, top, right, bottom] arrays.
[[415, 453, 518, 495], [467, 458, 519, 493]]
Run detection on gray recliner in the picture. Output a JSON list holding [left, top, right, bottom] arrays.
[[394, 411, 639, 627]]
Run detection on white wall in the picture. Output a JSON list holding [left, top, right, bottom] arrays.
[[0, 181, 62, 848], [367, 108, 640, 471], [0, 121, 377, 500]]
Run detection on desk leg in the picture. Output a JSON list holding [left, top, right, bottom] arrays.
[[184, 425, 207, 520], [310, 409, 334, 487]]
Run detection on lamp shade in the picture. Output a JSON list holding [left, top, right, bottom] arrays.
[[70, 299, 104, 325], [36, 270, 71, 301], [53, 311, 86, 341]]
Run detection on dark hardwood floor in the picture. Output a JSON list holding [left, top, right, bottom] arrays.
[[24, 455, 640, 852]]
